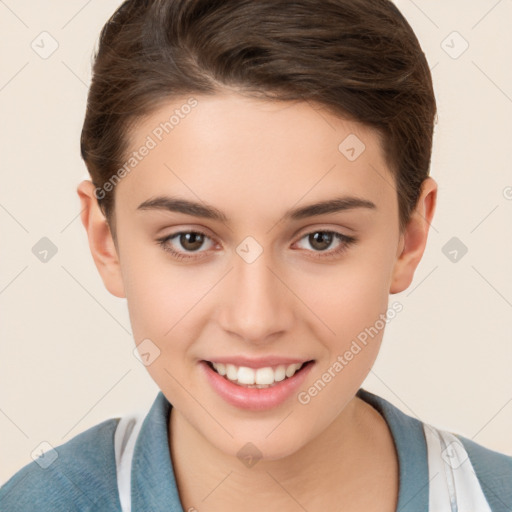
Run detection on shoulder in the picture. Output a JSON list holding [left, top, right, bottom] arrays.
[[455, 433, 512, 508], [0, 417, 122, 512], [357, 388, 512, 509]]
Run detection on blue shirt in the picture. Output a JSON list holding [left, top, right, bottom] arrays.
[[1, 388, 511, 511]]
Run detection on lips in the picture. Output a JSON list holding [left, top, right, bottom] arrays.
[[200, 359, 316, 410]]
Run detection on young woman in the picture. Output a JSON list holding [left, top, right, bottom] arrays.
[[1, 0, 510, 510]]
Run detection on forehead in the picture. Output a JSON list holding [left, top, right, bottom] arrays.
[[115, 92, 395, 224]]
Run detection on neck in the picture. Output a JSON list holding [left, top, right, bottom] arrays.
[[168, 395, 399, 512]]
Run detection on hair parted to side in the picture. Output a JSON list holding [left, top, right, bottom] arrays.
[[80, 0, 436, 238]]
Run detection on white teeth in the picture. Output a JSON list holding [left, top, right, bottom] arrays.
[[215, 362, 227, 376], [210, 361, 306, 386], [255, 367, 274, 385], [237, 366, 255, 385], [226, 364, 238, 380], [286, 363, 300, 378], [274, 365, 286, 382]]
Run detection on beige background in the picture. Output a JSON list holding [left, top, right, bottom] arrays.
[[1, 0, 511, 485]]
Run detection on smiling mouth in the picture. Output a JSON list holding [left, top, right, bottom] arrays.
[[204, 360, 315, 388]]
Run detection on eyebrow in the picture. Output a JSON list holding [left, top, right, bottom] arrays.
[[136, 195, 376, 222]]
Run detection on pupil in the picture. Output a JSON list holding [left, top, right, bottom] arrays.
[[310, 232, 332, 251], [181, 232, 204, 251]]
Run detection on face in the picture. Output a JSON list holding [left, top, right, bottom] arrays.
[[98, 92, 409, 459]]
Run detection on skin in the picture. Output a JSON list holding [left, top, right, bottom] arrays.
[[77, 92, 436, 511]]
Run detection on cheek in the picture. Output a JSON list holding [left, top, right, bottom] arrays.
[[121, 244, 209, 351], [301, 249, 395, 337], [291, 243, 396, 399], [125, 267, 208, 338], [122, 260, 211, 396], [294, 257, 394, 423]]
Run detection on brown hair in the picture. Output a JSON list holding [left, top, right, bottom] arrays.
[[80, 0, 436, 237]]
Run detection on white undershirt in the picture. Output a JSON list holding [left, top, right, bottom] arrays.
[[114, 410, 148, 512], [423, 423, 492, 512]]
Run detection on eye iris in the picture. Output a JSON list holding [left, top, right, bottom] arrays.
[[309, 232, 333, 251], [180, 232, 204, 251]]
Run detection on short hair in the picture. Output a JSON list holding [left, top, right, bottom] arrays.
[[80, 0, 436, 236]]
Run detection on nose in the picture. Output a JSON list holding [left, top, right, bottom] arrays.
[[217, 245, 295, 345]]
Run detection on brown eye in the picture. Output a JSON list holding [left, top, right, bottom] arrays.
[[308, 231, 334, 251], [178, 232, 205, 251], [294, 230, 357, 259], [156, 230, 216, 261]]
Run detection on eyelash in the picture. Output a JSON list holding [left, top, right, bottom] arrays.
[[156, 229, 357, 262]]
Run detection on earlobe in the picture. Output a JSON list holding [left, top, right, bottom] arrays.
[[76, 180, 126, 298], [390, 177, 437, 294]]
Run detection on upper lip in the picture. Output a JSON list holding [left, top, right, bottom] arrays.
[[203, 356, 314, 369]]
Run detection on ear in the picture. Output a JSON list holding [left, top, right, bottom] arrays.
[[76, 180, 126, 298], [390, 177, 437, 294]]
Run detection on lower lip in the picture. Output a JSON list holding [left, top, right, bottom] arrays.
[[199, 360, 315, 411]]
